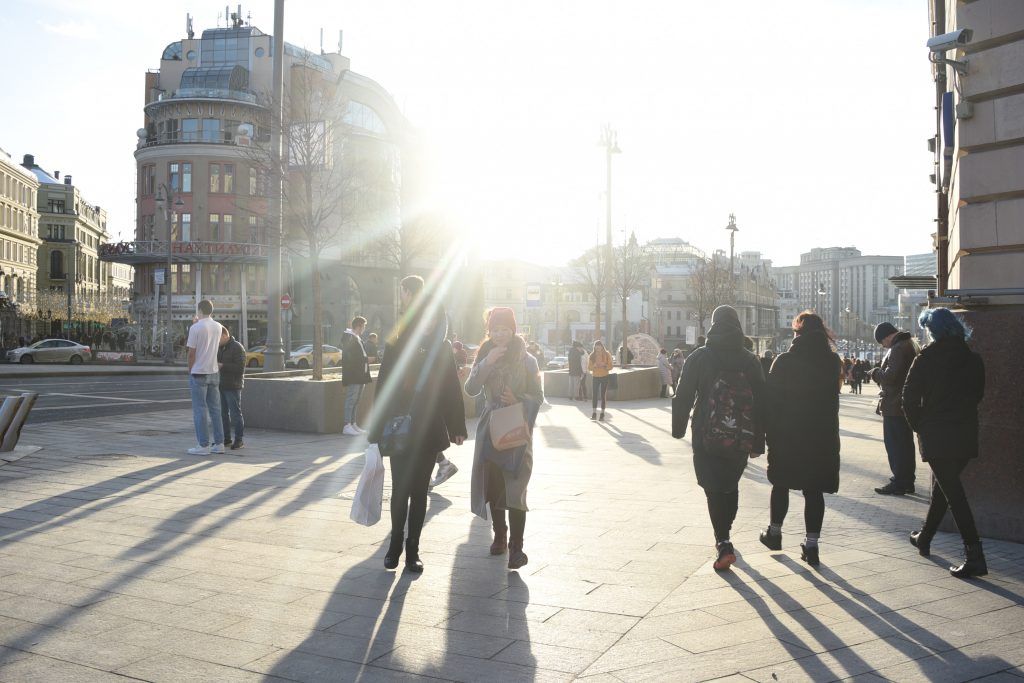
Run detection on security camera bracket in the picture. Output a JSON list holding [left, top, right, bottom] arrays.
[[930, 54, 968, 75]]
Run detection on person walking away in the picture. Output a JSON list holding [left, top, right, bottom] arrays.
[[186, 300, 225, 455], [903, 308, 987, 578], [364, 332, 380, 364], [567, 341, 584, 400], [850, 360, 864, 394], [759, 312, 843, 566], [671, 348, 684, 389], [341, 316, 372, 435], [452, 340, 468, 369], [588, 340, 613, 420], [871, 322, 920, 495], [578, 344, 590, 401], [366, 275, 467, 573], [217, 326, 246, 451], [673, 305, 766, 571], [761, 350, 775, 379], [465, 307, 543, 570], [657, 348, 674, 398]]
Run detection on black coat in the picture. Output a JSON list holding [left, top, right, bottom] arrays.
[[366, 310, 467, 455], [765, 331, 842, 493], [341, 331, 371, 386], [217, 337, 246, 390], [872, 332, 919, 416], [902, 336, 985, 462]]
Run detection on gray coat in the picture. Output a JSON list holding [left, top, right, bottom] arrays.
[[464, 341, 543, 519]]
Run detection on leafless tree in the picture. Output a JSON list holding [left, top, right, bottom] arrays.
[[691, 256, 734, 336], [570, 246, 607, 339], [612, 232, 647, 342], [375, 211, 451, 276]]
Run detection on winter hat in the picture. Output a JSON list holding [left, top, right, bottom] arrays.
[[710, 305, 743, 333], [873, 321, 898, 343], [487, 307, 517, 334]]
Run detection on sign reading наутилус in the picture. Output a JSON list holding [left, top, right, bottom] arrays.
[[525, 283, 542, 308]]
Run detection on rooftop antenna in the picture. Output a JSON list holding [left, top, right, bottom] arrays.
[[338, 30, 343, 53], [225, 6, 230, 27], [216, 9, 222, 27], [320, 28, 324, 54], [246, 10, 252, 26], [236, 4, 242, 28], [186, 13, 194, 39]]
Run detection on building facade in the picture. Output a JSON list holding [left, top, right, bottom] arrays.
[[0, 148, 40, 346]]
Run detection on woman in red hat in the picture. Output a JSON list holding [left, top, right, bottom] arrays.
[[465, 307, 544, 570]]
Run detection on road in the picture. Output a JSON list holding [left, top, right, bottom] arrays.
[[0, 374, 192, 424]]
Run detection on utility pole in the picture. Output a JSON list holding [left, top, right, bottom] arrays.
[[264, 0, 286, 371], [726, 213, 738, 304], [600, 125, 620, 348]]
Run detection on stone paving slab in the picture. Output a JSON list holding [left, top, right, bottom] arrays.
[[0, 394, 1022, 681]]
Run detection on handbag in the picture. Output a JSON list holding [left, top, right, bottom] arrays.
[[489, 401, 530, 451], [380, 414, 412, 459], [349, 444, 385, 526]]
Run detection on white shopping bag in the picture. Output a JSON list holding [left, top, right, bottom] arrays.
[[349, 443, 385, 526]]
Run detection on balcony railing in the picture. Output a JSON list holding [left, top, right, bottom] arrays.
[[99, 240, 269, 264]]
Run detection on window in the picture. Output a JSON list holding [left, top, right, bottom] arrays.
[[209, 213, 220, 241], [142, 165, 155, 196], [209, 163, 220, 193], [182, 118, 199, 142], [48, 199, 65, 213], [202, 118, 220, 143], [248, 167, 257, 195], [181, 162, 192, 192], [222, 164, 234, 193], [169, 162, 180, 192], [181, 213, 191, 241], [50, 251, 64, 278], [223, 214, 232, 241]]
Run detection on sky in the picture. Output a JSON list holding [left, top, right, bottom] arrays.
[[1, 0, 936, 267]]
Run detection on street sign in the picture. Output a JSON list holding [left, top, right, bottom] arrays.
[[154, 269, 165, 286], [525, 283, 542, 308], [280, 293, 291, 310]]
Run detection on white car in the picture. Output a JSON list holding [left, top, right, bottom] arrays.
[[546, 356, 569, 370], [7, 339, 91, 364]]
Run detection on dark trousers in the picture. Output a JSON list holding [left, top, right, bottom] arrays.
[[922, 458, 979, 545], [219, 389, 243, 442], [882, 415, 916, 488], [389, 450, 436, 550], [592, 376, 609, 411], [770, 486, 825, 534], [705, 490, 739, 543], [490, 503, 526, 542], [851, 379, 862, 394]]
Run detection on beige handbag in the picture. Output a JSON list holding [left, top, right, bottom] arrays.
[[489, 401, 530, 451]]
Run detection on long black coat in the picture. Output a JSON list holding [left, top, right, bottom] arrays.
[[366, 310, 467, 456], [902, 336, 984, 462], [766, 331, 842, 493]]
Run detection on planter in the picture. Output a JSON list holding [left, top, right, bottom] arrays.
[[542, 366, 662, 400], [244, 367, 376, 433]]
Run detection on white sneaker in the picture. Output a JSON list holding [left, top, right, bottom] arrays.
[[352, 424, 366, 434], [429, 460, 458, 489], [210, 443, 226, 454], [342, 424, 361, 436], [188, 445, 210, 456]]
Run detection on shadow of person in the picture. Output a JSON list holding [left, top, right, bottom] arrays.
[[595, 422, 663, 465]]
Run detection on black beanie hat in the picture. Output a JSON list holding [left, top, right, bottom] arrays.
[[874, 321, 898, 343]]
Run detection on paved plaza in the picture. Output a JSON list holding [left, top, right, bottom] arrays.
[[0, 392, 1022, 682]]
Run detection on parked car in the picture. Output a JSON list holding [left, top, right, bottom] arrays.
[[245, 345, 266, 368], [7, 339, 91, 364], [546, 356, 569, 370], [286, 344, 342, 369]]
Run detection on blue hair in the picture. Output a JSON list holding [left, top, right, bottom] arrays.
[[919, 307, 972, 341]]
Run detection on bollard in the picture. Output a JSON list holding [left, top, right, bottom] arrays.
[[0, 393, 37, 453]]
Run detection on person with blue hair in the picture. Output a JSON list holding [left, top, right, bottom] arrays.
[[902, 308, 987, 578]]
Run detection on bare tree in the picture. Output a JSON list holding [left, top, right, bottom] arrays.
[[375, 211, 451, 275], [570, 246, 607, 339], [612, 232, 647, 342], [691, 257, 734, 336]]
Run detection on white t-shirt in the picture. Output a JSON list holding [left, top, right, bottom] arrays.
[[187, 317, 223, 375]]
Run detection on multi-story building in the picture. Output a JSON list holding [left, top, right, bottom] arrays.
[[774, 247, 903, 342], [102, 13, 409, 352], [0, 147, 40, 345], [22, 155, 110, 337], [925, 0, 1024, 540]]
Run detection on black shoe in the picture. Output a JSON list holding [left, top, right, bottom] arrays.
[[405, 540, 423, 573], [599, 412, 606, 421], [713, 542, 736, 571], [384, 535, 403, 570], [909, 529, 932, 557], [950, 543, 987, 578], [230, 439, 244, 450], [875, 482, 908, 495], [224, 438, 233, 446], [800, 543, 820, 567], [591, 412, 597, 420], [759, 527, 782, 551]]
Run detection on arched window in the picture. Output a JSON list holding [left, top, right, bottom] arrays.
[[50, 251, 64, 278]]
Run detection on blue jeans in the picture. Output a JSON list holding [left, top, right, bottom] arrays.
[[882, 415, 916, 488], [190, 373, 224, 447], [220, 388, 244, 442], [344, 383, 364, 425]]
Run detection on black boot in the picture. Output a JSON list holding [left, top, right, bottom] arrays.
[[759, 526, 782, 551], [950, 543, 987, 578], [405, 539, 424, 573], [800, 543, 820, 567], [909, 529, 933, 557], [384, 534, 403, 570]]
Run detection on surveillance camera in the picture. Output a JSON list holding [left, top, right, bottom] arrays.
[[927, 28, 973, 53]]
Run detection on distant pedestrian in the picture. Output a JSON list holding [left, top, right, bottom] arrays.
[[567, 340, 585, 400], [364, 332, 380, 364], [588, 340, 613, 421], [619, 343, 634, 367], [673, 305, 766, 571], [850, 360, 865, 394], [452, 340, 468, 369], [341, 316, 372, 436], [657, 348, 673, 398], [465, 307, 543, 570], [186, 300, 225, 455], [217, 326, 246, 451], [759, 312, 843, 566], [366, 275, 467, 573], [527, 342, 545, 369], [760, 350, 775, 379], [670, 348, 684, 388], [903, 308, 987, 578], [871, 321, 920, 495]]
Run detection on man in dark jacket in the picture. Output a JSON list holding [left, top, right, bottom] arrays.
[[673, 305, 767, 571], [870, 322, 919, 495], [567, 341, 584, 400], [217, 327, 246, 451], [341, 316, 372, 436]]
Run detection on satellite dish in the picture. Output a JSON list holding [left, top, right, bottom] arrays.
[[136, 128, 147, 140]]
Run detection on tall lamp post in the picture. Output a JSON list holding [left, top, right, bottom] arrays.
[[155, 185, 185, 363], [263, 0, 287, 372], [726, 213, 739, 282], [599, 124, 621, 347], [550, 275, 563, 355]]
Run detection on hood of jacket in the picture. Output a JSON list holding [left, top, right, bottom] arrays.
[[790, 329, 833, 356], [921, 335, 971, 369], [706, 305, 745, 353]]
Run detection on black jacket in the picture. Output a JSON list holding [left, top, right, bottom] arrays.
[[568, 347, 584, 376], [872, 332, 919, 416], [217, 337, 246, 390], [902, 336, 985, 462], [366, 308, 467, 455], [766, 331, 842, 493], [341, 331, 371, 386]]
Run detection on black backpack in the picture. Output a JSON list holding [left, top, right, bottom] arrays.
[[701, 358, 756, 455]]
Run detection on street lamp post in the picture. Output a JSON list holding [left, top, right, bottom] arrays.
[[263, 0, 287, 372], [599, 124, 621, 348], [726, 213, 739, 283], [550, 276, 563, 355], [156, 185, 185, 363]]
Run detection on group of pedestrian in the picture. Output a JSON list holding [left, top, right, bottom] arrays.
[[842, 356, 870, 394], [185, 299, 245, 455]]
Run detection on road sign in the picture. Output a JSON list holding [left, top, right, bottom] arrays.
[[280, 294, 291, 310], [525, 283, 542, 308], [154, 269, 165, 286]]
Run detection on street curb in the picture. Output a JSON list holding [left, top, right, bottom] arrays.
[[0, 368, 187, 379]]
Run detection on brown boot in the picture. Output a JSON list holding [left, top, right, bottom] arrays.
[[490, 528, 508, 556], [508, 540, 528, 570]]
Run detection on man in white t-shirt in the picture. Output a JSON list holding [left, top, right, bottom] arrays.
[[186, 299, 225, 455]]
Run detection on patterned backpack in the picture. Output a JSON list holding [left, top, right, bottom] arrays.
[[701, 364, 756, 455]]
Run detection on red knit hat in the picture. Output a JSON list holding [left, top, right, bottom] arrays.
[[487, 307, 517, 334]]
